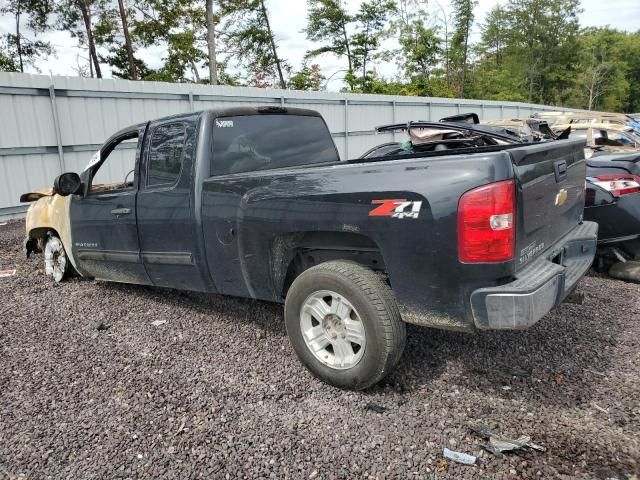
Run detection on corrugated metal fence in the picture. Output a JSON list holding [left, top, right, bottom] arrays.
[[0, 72, 576, 218]]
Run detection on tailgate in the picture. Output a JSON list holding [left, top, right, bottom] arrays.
[[509, 139, 586, 269]]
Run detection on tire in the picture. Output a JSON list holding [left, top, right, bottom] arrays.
[[285, 260, 406, 390], [44, 234, 71, 282]]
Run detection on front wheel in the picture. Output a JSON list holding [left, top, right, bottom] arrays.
[[285, 261, 406, 390], [44, 234, 71, 282]]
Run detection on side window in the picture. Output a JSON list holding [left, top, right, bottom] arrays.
[[147, 122, 187, 187], [90, 132, 139, 193]]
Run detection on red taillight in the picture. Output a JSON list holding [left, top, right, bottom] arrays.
[[458, 179, 515, 263], [591, 174, 640, 196]]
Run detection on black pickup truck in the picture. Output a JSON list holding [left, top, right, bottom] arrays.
[[22, 107, 597, 389]]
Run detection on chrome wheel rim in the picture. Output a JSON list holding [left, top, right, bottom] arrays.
[[299, 290, 366, 370], [44, 237, 66, 282]]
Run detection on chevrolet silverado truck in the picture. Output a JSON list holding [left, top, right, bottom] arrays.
[[21, 107, 598, 390]]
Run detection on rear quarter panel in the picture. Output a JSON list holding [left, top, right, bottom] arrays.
[[202, 151, 515, 329]]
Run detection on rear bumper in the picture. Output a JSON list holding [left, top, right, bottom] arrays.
[[470, 221, 598, 330]]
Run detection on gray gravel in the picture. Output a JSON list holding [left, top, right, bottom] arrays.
[[1, 219, 639, 479]]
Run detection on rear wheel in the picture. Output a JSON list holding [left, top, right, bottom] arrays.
[[285, 261, 406, 390], [44, 234, 71, 282]]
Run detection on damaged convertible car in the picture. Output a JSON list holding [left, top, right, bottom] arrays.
[[21, 107, 597, 389]]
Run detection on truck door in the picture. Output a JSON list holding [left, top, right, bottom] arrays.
[[70, 127, 151, 284], [136, 117, 210, 291]]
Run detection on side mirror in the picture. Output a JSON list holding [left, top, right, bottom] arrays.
[[53, 172, 82, 196]]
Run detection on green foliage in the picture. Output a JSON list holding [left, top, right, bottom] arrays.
[[220, 0, 288, 88], [349, 0, 396, 92], [621, 33, 640, 113], [305, 0, 352, 59], [133, 0, 207, 82], [304, 0, 354, 88], [0, 39, 19, 72], [305, 0, 394, 92], [569, 28, 629, 111], [4, 0, 639, 114], [478, 5, 508, 67], [289, 63, 325, 90], [449, 0, 475, 96], [1, 0, 54, 72], [100, 45, 154, 79]]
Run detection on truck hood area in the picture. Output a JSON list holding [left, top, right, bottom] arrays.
[[20, 182, 127, 203], [19, 188, 54, 203]]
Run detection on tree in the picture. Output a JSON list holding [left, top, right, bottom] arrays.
[[349, 0, 396, 92], [304, 0, 354, 88], [116, 0, 136, 79], [57, 0, 116, 78], [221, 0, 287, 88], [620, 32, 640, 113], [505, 0, 582, 105], [1, 0, 54, 73], [392, 0, 446, 95], [449, 0, 475, 97], [101, 45, 154, 79], [134, 0, 207, 82], [205, 0, 218, 84], [289, 63, 325, 90], [572, 28, 629, 111], [0, 39, 19, 71], [479, 5, 507, 67]]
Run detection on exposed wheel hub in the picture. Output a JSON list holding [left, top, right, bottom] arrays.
[[322, 313, 346, 340], [44, 237, 67, 282]]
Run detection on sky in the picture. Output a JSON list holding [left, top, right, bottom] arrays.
[[1, 0, 639, 90]]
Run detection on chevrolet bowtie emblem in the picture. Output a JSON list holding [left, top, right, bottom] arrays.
[[555, 189, 568, 206]]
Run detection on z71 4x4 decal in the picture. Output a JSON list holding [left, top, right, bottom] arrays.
[[369, 199, 423, 219]]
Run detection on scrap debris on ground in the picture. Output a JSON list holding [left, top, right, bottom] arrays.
[[0, 268, 15, 278], [469, 424, 546, 457], [0, 219, 638, 478]]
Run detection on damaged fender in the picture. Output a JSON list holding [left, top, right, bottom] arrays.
[[23, 192, 77, 271]]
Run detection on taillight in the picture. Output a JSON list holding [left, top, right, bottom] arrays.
[[458, 179, 515, 263], [590, 175, 640, 196]]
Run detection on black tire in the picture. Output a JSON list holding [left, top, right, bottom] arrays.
[[285, 260, 406, 390]]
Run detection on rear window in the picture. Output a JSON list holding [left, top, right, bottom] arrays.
[[210, 114, 339, 176]]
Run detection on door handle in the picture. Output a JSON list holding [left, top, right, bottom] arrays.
[[111, 207, 131, 216]]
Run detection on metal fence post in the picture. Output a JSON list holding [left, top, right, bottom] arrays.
[[344, 99, 349, 160], [480, 103, 485, 120], [427, 102, 432, 121], [280, 96, 285, 107], [392, 100, 397, 141], [188, 92, 194, 112], [48, 85, 65, 173]]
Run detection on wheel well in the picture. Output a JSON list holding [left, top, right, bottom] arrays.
[[26, 227, 58, 253], [277, 231, 386, 298]]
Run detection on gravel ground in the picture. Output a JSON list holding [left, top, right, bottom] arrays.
[[1, 219, 639, 479]]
